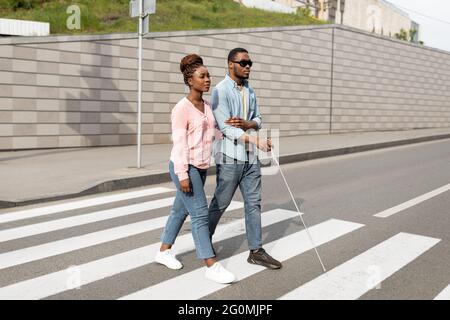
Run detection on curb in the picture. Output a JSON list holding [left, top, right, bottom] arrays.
[[1, 133, 450, 209]]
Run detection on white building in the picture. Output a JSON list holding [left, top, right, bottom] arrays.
[[235, 0, 419, 41], [325, 0, 419, 40], [272, 0, 307, 9], [233, 0, 296, 14]]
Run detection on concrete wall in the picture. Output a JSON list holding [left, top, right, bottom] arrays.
[[0, 18, 50, 37], [0, 24, 449, 150], [331, 27, 450, 132]]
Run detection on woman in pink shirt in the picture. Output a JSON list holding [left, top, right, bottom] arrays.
[[155, 54, 235, 284]]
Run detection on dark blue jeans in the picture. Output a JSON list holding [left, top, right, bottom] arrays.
[[161, 161, 215, 259], [208, 154, 262, 250]]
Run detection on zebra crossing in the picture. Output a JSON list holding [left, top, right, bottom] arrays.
[[119, 219, 364, 300], [279, 233, 440, 300], [0, 186, 448, 300], [434, 285, 450, 300]]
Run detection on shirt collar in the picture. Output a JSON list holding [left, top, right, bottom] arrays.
[[225, 74, 248, 89]]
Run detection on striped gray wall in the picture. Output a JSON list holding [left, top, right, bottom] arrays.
[[0, 24, 449, 150], [331, 27, 450, 132]]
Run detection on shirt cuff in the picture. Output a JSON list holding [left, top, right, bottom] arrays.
[[177, 171, 189, 181], [253, 117, 262, 130]]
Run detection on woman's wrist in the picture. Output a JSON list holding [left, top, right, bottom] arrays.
[[177, 172, 189, 181]]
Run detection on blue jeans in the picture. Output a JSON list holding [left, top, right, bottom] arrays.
[[209, 154, 262, 250], [160, 161, 215, 259]]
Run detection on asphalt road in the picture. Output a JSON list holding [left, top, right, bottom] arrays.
[[1, 138, 449, 300]]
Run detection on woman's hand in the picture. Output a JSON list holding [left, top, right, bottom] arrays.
[[179, 178, 192, 193], [242, 135, 273, 152]]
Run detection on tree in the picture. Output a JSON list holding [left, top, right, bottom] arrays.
[[297, 6, 312, 18], [409, 28, 418, 43], [394, 28, 408, 41], [394, 28, 423, 45]]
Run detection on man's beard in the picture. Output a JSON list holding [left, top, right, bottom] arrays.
[[234, 65, 250, 80]]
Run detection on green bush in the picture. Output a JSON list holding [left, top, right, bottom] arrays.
[[3, 0, 34, 10], [297, 6, 312, 18], [1, 0, 54, 10]]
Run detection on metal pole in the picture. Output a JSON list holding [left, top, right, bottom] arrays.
[[137, 0, 143, 169], [271, 152, 327, 272], [329, 27, 335, 134]]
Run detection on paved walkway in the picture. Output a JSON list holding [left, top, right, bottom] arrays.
[[1, 128, 450, 207]]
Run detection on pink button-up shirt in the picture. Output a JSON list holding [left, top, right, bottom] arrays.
[[170, 97, 217, 181]]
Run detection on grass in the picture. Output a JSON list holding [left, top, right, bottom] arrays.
[[0, 0, 325, 35]]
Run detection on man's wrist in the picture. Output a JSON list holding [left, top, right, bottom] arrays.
[[245, 120, 258, 131]]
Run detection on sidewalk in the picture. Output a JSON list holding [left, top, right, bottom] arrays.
[[1, 128, 450, 208]]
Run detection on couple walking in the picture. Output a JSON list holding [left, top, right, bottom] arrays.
[[155, 48, 282, 284]]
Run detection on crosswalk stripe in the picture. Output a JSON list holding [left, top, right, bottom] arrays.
[[0, 197, 244, 243], [279, 232, 440, 300], [434, 285, 450, 300], [374, 183, 450, 218], [119, 219, 364, 300], [0, 187, 174, 224], [0, 208, 299, 300], [0, 200, 244, 270], [0, 216, 168, 270], [0, 198, 174, 242], [224, 201, 245, 212]]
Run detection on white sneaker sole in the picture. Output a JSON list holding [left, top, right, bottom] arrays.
[[155, 258, 183, 270], [205, 274, 236, 284]]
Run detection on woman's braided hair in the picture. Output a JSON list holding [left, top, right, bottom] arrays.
[[180, 54, 204, 86]]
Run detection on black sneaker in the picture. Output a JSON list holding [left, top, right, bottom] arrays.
[[247, 248, 282, 269]]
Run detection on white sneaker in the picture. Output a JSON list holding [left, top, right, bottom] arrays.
[[155, 249, 183, 270], [205, 262, 236, 284]]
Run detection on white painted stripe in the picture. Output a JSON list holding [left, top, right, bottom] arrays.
[[0, 199, 244, 243], [119, 219, 364, 300], [374, 183, 450, 218], [0, 187, 174, 224], [226, 201, 245, 212], [280, 233, 440, 300], [0, 198, 176, 242], [434, 285, 450, 300], [0, 208, 299, 300], [0, 217, 168, 270], [0, 201, 244, 270]]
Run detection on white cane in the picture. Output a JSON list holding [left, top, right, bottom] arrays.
[[270, 146, 327, 272]]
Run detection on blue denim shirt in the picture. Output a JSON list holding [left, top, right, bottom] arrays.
[[211, 74, 262, 162]]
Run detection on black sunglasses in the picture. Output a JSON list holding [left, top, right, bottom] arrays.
[[231, 59, 253, 68]]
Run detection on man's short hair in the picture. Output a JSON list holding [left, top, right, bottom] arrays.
[[228, 48, 248, 62]]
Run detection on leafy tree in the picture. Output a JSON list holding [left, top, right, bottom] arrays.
[[297, 6, 312, 18], [394, 28, 422, 45], [394, 28, 408, 41]]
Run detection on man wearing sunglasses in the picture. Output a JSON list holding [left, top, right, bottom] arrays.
[[209, 48, 282, 270]]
